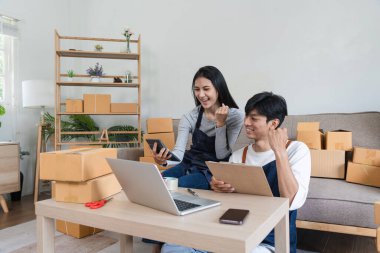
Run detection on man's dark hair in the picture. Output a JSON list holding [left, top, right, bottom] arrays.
[[192, 66, 239, 109], [245, 92, 288, 127]]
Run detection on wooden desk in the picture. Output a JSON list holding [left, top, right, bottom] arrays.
[[35, 189, 289, 253]]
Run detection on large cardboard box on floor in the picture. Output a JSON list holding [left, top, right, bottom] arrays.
[[110, 103, 138, 113], [139, 156, 166, 171], [353, 147, 380, 167], [83, 94, 111, 113], [146, 118, 173, 134], [143, 132, 175, 157], [56, 220, 102, 238], [40, 148, 117, 182], [325, 130, 352, 151], [310, 150, 346, 179], [66, 99, 83, 113], [346, 162, 380, 187], [52, 173, 121, 203]]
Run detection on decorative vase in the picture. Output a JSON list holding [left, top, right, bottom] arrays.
[[90, 76, 101, 82], [126, 39, 131, 53]]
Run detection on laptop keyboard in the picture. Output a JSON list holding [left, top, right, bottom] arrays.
[[174, 199, 200, 211]]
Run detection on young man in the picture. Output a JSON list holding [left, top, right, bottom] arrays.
[[161, 92, 311, 253]]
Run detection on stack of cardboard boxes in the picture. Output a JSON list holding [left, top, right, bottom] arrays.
[[40, 148, 122, 238], [296, 122, 351, 179], [66, 94, 138, 114], [346, 147, 380, 187], [140, 118, 175, 171]]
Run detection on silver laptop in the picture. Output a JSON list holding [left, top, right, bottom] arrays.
[[106, 158, 220, 216]]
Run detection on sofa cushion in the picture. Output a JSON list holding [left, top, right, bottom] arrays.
[[297, 178, 380, 228]]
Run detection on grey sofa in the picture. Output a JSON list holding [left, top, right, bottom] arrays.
[[124, 111, 380, 251]]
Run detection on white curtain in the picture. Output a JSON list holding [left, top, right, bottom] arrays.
[[0, 15, 19, 141]]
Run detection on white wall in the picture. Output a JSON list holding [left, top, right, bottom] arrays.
[[1, 0, 380, 195]]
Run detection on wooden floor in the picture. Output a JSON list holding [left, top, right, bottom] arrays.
[[0, 194, 378, 252]]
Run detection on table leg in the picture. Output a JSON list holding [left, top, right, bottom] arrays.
[[36, 215, 55, 253], [0, 195, 9, 213], [119, 234, 133, 253], [275, 213, 289, 253]]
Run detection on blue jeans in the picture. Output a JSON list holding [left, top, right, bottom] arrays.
[[162, 162, 211, 190]]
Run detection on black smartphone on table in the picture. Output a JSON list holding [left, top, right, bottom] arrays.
[[219, 208, 249, 225], [145, 139, 181, 162]]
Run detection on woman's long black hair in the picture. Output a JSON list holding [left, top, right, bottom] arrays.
[[192, 66, 239, 109]]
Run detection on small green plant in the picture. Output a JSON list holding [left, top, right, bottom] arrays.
[[67, 69, 75, 78], [94, 44, 103, 52], [0, 104, 5, 128]]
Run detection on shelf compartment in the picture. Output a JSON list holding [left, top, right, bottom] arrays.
[[57, 82, 139, 87], [61, 131, 139, 135], [57, 112, 139, 115], [57, 141, 140, 145], [57, 50, 139, 60]]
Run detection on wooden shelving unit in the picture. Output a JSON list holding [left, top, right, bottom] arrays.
[[54, 30, 142, 149]]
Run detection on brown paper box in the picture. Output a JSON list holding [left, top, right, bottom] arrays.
[[110, 103, 138, 113], [56, 220, 102, 238], [139, 156, 167, 171], [297, 131, 324, 150], [146, 118, 174, 134], [40, 148, 117, 182], [353, 147, 380, 167], [66, 99, 83, 113], [310, 150, 346, 179], [346, 162, 380, 187], [52, 173, 121, 203], [325, 130, 352, 151], [83, 94, 111, 113], [143, 133, 175, 157], [297, 122, 320, 131]]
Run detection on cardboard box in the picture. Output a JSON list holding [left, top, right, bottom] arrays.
[[143, 133, 175, 157], [146, 118, 174, 134], [110, 103, 138, 113], [66, 99, 83, 113], [353, 147, 380, 167], [139, 156, 166, 171], [297, 131, 324, 150], [83, 94, 111, 113], [310, 150, 346, 179], [325, 130, 352, 151], [40, 148, 117, 182], [56, 220, 102, 238], [52, 173, 121, 203], [297, 122, 320, 131], [346, 162, 380, 187]]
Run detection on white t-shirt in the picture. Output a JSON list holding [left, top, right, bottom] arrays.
[[229, 141, 311, 211]]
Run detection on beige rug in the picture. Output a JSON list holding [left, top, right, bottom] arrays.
[[10, 233, 117, 253]]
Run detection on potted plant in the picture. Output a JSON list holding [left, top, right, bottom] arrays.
[[94, 44, 103, 52], [86, 62, 104, 82], [0, 104, 5, 128], [67, 69, 75, 81]]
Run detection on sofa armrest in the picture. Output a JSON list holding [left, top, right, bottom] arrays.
[[117, 147, 144, 161]]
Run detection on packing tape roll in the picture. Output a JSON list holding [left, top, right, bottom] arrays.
[[164, 177, 178, 191]]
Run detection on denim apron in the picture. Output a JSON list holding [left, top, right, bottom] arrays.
[[180, 107, 229, 182], [241, 143, 297, 253]]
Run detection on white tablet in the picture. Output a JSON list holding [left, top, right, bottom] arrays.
[[206, 161, 273, 197]]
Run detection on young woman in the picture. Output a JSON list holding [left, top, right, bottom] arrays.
[[152, 65, 244, 190]]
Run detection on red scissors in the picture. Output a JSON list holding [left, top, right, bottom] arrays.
[[85, 197, 112, 209]]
